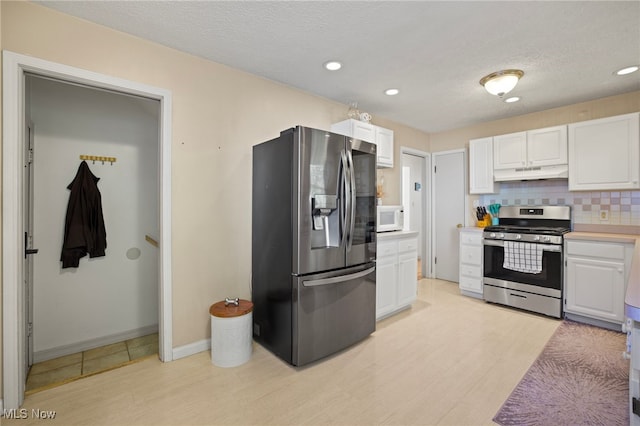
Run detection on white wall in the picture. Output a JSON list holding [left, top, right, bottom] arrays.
[[29, 76, 159, 357]]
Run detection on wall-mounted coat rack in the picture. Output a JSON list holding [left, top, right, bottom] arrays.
[[80, 155, 117, 165]]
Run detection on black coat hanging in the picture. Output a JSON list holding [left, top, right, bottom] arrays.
[[60, 161, 107, 268]]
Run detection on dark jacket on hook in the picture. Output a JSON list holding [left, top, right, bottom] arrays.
[[60, 161, 107, 268]]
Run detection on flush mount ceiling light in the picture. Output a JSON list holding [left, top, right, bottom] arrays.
[[324, 61, 342, 71], [479, 69, 524, 97], [384, 88, 399, 96], [615, 65, 639, 76]]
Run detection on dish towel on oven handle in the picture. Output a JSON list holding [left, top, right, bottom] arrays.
[[503, 241, 543, 274]]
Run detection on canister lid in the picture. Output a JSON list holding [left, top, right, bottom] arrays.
[[209, 299, 253, 318]]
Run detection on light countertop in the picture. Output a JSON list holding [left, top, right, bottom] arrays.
[[565, 231, 638, 244], [376, 230, 419, 241], [460, 226, 484, 232]]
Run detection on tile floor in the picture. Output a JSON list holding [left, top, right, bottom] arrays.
[[25, 333, 158, 393]]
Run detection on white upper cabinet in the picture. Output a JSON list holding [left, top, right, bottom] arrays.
[[331, 119, 394, 168], [527, 125, 568, 167], [493, 131, 527, 169], [469, 137, 497, 194], [374, 126, 394, 168], [494, 125, 567, 170], [568, 112, 640, 191]]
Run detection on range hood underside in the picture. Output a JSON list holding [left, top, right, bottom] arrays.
[[494, 164, 568, 182]]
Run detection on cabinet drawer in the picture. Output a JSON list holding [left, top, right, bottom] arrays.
[[377, 241, 397, 258], [460, 264, 481, 278], [460, 245, 482, 266], [459, 276, 483, 293], [398, 238, 417, 253], [460, 231, 482, 245], [566, 240, 625, 260]]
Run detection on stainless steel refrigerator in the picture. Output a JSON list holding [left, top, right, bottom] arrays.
[[252, 126, 377, 366]]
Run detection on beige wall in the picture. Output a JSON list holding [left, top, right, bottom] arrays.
[[373, 115, 430, 206], [430, 91, 640, 152], [0, 0, 429, 392]]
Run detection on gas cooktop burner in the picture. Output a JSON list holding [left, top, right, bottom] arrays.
[[484, 225, 571, 236]]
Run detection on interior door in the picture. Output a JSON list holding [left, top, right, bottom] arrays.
[[23, 121, 37, 378], [433, 150, 465, 282]]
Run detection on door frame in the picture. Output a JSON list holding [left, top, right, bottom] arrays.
[[400, 147, 431, 278], [3, 51, 174, 409], [430, 149, 467, 280]]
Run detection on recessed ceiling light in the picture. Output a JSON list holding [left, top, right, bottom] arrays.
[[324, 61, 342, 71], [504, 96, 520, 103], [384, 88, 399, 96], [615, 65, 639, 76]]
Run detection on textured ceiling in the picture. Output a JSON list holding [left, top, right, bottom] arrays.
[[36, 1, 640, 133]]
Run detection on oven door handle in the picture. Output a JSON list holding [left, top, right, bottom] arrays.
[[483, 239, 562, 252]]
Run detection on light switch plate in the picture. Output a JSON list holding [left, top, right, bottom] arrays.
[[600, 210, 609, 221]]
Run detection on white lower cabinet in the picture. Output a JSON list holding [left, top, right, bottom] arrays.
[[565, 239, 633, 326], [458, 228, 483, 298], [376, 232, 418, 320]]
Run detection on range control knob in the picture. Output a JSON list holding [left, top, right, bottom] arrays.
[[490, 233, 496, 238], [533, 235, 541, 241], [543, 236, 552, 242], [498, 233, 505, 239], [515, 234, 522, 240]]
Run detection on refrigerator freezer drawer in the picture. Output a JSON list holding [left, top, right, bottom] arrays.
[[293, 264, 376, 366]]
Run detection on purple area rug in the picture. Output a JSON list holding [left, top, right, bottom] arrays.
[[493, 320, 629, 426]]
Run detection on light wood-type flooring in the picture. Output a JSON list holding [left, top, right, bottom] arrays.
[[4, 279, 560, 425]]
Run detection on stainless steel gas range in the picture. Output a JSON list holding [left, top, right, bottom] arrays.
[[482, 205, 571, 318]]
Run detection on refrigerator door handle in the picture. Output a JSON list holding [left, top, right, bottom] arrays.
[[346, 149, 356, 250], [340, 150, 349, 247], [302, 266, 375, 287]]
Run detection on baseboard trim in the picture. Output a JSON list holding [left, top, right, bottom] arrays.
[[34, 324, 159, 363], [0, 398, 4, 417], [564, 312, 623, 332], [172, 338, 210, 360]]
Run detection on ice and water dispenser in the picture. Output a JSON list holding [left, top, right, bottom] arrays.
[[312, 194, 340, 248]]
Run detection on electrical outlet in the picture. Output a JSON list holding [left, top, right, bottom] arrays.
[[600, 210, 609, 221]]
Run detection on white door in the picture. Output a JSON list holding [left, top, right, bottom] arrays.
[[23, 122, 37, 381], [401, 151, 428, 277], [433, 150, 466, 282]]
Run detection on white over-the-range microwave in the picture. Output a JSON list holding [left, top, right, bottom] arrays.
[[376, 205, 404, 232]]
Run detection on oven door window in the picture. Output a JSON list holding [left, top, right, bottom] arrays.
[[483, 244, 562, 291]]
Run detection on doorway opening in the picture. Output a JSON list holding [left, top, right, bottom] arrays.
[[3, 51, 173, 410], [23, 73, 160, 393], [400, 147, 431, 279]]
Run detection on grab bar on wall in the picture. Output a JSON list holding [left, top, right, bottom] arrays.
[[80, 154, 117, 165], [145, 235, 159, 248]]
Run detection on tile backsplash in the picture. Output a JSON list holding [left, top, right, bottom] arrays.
[[479, 180, 640, 226]]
